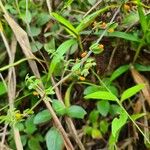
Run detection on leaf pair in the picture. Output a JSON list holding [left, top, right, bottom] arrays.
[[84, 84, 144, 102], [51, 5, 116, 36], [34, 100, 86, 125], [48, 39, 76, 79]]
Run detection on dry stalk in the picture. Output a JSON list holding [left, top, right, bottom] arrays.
[[0, 24, 23, 150], [51, 76, 85, 150]]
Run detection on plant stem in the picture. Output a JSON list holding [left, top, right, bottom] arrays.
[[98, 76, 150, 144]]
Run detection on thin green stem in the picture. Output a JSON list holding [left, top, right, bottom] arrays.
[[97, 75, 150, 144], [78, 35, 84, 51], [133, 41, 144, 63], [0, 58, 34, 73]]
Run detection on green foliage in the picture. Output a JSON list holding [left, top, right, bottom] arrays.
[[91, 128, 102, 139], [0, 0, 150, 149], [137, 0, 148, 33], [121, 84, 145, 102], [66, 105, 87, 119], [45, 127, 64, 150], [52, 100, 66, 116], [99, 120, 109, 134], [28, 137, 42, 150], [49, 39, 77, 77], [76, 5, 116, 32], [109, 65, 129, 82], [0, 82, 7, 95], [112, 110, 128, 138], [84, 91, 116, 101], [97, 101, 110, 117], [34, 109, 52, 125], [25, 115, 37, 134], [134, 63, 150, 72], [51, 12, 79, 37]]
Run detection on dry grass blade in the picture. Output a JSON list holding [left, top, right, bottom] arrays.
[[8, 36, 23, 150], [3, 13, 40, 78], [130, 66, 150, 106], [0, 27, 23, 149]]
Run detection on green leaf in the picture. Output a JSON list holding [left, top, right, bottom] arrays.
[[45, 127, 64, 150], [121, 84, 145, 102], [122, 12, 139, 29], [137, 0, 148, 33], [25, 116, 37, 134], [97, 101, 110, 117], [51, 12, 78, 37], [107, 31, 141, 42], [107, 85, 119, 97], [89, 110, 99, 123], [131, 113, 146, 121], [84, 91, 117, 101], [109, 104, 122, 116], [36, 12, 50, 26], [48, 39, 76, 78], [34, 109, 52, 125], [64, 83, 74, 107], [92, 30, 141, 42], [99, 120, 109, 134], [110, 65, 129, 82], [31, 41, 43, 52], [91, 128, 102, 139], [76, 6, 114, 32], [15, 122, 24, 131], [0, 82, 7, 95], [66, 105, 87, 119], [84, 126, 93, 135], [20, 11, 32, 23], [52, 100, 66, 116], [29, 26, 41, 37], [112, 110, 128, 137], [44, 38, 55, 54], [134, 63, 150, 72], [28, 137, 42, 150], [21, 135, 27, 146], [84, 85, 102, 95]]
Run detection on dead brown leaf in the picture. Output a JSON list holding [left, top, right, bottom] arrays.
[[130, 66, 150, 107], [3, 13, 40, 78]]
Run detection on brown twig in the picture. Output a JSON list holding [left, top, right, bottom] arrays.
[[0, 26, 23, 150], [51, 76, 85, 150], [0, 124, 8, 150]]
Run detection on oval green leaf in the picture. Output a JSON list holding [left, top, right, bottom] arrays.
[[121, 84, 145, 102], [52, 100, 66, 116], [51, 12, 78, 36], [97, 101, 110, 117], [66, 105, 87, 119], [112, 110, 128, 137], [110, 65, 129, 82], [34, 109, 52, 125], [45, 127, 64, 150], [84, 91, 117, 101]]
